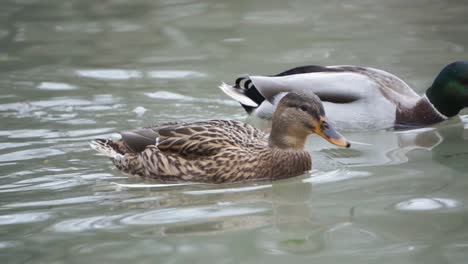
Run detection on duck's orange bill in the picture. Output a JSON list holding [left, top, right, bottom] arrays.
[[314, 120, 350, 148]]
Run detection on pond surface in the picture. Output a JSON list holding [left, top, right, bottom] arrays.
[[1, 0, 468, 263]]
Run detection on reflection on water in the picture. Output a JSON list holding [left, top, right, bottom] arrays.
[[1, 0, 468, 263], [394, 197, 460, 211], [329, 126, 444, 166]]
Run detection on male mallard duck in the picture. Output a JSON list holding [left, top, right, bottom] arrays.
[[220, 61, 468, 129], [91, 93, 349, 183]]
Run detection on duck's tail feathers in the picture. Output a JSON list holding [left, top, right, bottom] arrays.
[[219, 82, 258, 107], [90, 139, 123, 159]]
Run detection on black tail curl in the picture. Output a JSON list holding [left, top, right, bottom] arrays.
[[233, 75, 265, 113]]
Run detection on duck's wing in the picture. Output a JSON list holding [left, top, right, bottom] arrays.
[[121, 120, 265, 158], [250, 69, 368, 104], [117, 122, 181, 153], [221, 65, 418, 111], [274, 65, 346, 77], [345, 66, 419, 99], [157, 120, 266, 158], [220, 66, 367, 112], [258, 65, 420, 102]]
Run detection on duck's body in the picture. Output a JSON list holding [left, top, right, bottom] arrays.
[[220, 62, 468, 130], [91, 93, 349, 183]]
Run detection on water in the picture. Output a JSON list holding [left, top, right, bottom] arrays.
[[1, 0, 468, 263]]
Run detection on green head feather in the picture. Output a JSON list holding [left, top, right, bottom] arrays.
[[427, 61, 468, 117]]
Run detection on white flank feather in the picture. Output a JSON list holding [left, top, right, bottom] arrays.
[[218, 82, 258, 107]]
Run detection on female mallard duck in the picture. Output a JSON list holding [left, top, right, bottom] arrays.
[[220, 61, 468, 130], [91, 93, 349, 183]]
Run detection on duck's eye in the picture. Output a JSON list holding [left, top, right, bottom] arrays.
[[321, 121, 330, 130], [299, 105, 308, 112]]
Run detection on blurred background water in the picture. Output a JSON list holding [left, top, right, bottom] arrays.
[[1, 0, 468, 263]]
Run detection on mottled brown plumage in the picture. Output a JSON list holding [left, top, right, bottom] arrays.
[[91, 93, 349, 183]]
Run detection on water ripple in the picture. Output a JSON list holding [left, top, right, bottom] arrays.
[[0, 98, 89, 118], [148, 70, 206, 79], [76, 69, 142, 80], [0, 241, 21, 249], [182, 184, 272, 195], [0, 147, 64, 162], [37, 82, 78, 91], [111, 182, 196, 190], [145, 91, 239, 105], [0, 142, 34, 149], [145, 91, 189, 100], [3, 196, 106, 208], [0, 171, 120, 193], [53, 215, 123, 232], [120, 206, 267, 226], [52, 206, 269, 232], [0, 129, 60, 139], [75, 69, 207, 80], [0, 128, 114, 143], [0, 0, 468, 262], [243, 10, 306, 25], [0, 212, 53, 225], [459, 114, 468, 123], [303, 169, 371, 184]]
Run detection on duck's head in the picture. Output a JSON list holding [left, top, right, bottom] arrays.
[[427, 61, 468, 117], [269, 92, 350, 149]]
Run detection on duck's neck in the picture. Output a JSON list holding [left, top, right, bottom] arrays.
[[268, 121, 308, 150], [395, 95, 447, 127]]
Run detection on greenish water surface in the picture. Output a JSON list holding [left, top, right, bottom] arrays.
[[1, 0, 468, 263]]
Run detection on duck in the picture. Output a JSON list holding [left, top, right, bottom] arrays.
[[219, 61, 468, 130], [90, 93, 349, 184]]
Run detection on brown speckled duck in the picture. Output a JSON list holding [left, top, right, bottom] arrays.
[[91, 93, 349, 183]]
